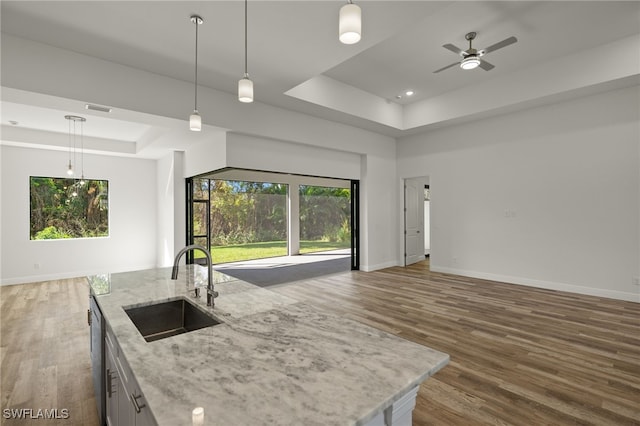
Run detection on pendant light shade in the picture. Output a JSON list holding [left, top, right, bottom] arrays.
[[238, 76, 254, 103], [339, 2, 361, 45], [238, 0, 254, 103], [189, 15, 203, 131], [189, 111, 202, 131]]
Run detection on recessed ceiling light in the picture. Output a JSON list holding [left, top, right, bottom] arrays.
[[8, 120, 19, 125], [405, 90, 414, 96], [395, 95, 402, 99]]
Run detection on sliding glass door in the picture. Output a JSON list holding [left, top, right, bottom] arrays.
[[186, 174, 360, 270]]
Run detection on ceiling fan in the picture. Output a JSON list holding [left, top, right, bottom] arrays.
[[433, 32, 517, 73]]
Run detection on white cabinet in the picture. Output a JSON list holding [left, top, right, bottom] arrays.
[[364, 386, 420, 426], [105, 326, 156, 426], [89, 295, 106, 425], [105, 344, 118, 426]]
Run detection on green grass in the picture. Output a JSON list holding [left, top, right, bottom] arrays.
[[199, 240, 350, 263], [210, 241, 287, 263], [299, 240, 350, 254]]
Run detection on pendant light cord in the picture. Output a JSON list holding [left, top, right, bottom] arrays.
[[244, 0, 248, 77], [194, 17, 199, 111], [68, 118, 72, 166], [73, 120, 77, 174], [80, 119, 84, 179]]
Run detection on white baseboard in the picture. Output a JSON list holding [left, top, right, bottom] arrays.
[[0, 264, 157, 286], [361, 260, 399, 272], [1, 272, 83, 286], [430, 265, 639, 303]]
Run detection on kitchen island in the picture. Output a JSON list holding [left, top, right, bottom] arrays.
[[89, 267, 449, 426]]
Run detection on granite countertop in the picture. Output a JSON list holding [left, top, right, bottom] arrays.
[[89, 266, 449, 426]]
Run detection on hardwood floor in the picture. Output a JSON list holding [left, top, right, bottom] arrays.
[[0, 279, 99, 426], [272, 259, 640, 426], [1, 263, 638, 425]]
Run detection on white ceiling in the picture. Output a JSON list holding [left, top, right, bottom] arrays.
[[326, 1, 639, 102], [1, 1, 639, 156]]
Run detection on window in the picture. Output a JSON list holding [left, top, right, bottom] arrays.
[[299, 185, 351, 254], [189, 178, 288, 263], [30, 176, 109, 240], [187, 173, 359, 269], [209, 180, 288, 262]]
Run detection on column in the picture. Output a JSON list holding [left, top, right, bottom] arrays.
[[288, 182, 300, 256]]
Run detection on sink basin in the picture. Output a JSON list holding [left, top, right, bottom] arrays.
[[124, 298, 222, 342]]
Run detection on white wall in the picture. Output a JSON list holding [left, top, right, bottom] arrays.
[[183, 132, 227, 178], [2, 35, 403, 274], [359, 153, 398, 271], [156, 151, 185, 268], [0, 145, 158, 285], [225, 133, 361, 180], [424, 200, 430, 254], [397, 86, 640, 302], [223, 132, 397, 271]]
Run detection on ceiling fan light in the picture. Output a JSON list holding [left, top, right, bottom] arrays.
[[189, 110, 202, 132], [339, 3, 361, 44], [460, 55, 481, 70], [238, 76, 254, 103]]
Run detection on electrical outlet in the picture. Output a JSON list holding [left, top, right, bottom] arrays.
[[633, 277, 640, 286], [452, 257, 459, 266], [34, 263, 40, 270]]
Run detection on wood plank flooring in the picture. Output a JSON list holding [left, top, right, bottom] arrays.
[[1, 278, 99, 426], [272, 260, 640, 425], [1, 262, 638, 425]]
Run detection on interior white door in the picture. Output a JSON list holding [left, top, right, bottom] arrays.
[[404, 178, 425, 266]]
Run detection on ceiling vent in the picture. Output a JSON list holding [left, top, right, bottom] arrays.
[[85, 103, 112, 113]]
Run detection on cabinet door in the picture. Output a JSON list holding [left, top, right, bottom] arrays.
[[132, 391, 155, 426], [116, 383, 135, 426], [105, 346, 118, 426], [105, 326, 156, 426], [90, 296, 105, 425]]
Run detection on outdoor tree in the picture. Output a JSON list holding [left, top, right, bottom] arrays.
[[193, 179, 350, 254], [30, 176, 109, 239]]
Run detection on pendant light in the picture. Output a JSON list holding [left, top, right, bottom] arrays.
[[189, 15, 203, 131], [64, 115, 86, 178], [339, 0, 361, 45], [66, 115, 74, 176], [238, 0, 254, 103], [78, 115, 86, 186]]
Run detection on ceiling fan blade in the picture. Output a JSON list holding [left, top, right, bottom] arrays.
[[442, 43, 464, 56], [433, 62, 459, 73], [479, 60, 495, 71], [481, 36, 517, 55]]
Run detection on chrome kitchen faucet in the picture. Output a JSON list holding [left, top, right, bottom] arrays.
[[171, 245, 219, 306]]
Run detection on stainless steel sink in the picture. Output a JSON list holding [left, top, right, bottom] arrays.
[[124, 298, 222, 342]]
